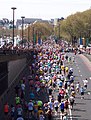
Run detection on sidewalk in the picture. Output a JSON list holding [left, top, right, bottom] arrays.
[[83, 53, 91, 62], [78, 54, 91, 71]]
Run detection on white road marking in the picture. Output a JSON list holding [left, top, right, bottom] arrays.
[[88, 92, 90, 95], [68, 100, 72, 120], [79, 70, 80, 72], [60, 113, 62, 119], [80, 75, 82, 76], [89, 77, 91, 80]]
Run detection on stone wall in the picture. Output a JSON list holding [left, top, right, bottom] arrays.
[[8, 58, 27, 87]]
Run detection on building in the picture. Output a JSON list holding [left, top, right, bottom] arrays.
[[16, 18, 42, 28]]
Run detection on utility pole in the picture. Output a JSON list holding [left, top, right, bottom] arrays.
[[21, 16, 25, 45], [11, 7, 17, 45]]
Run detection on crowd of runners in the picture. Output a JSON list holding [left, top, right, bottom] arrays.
[[3, 39, 89, 120]]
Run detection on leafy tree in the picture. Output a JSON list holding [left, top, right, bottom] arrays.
[[24, 21, 53, 42], [59, 8, 91, 43]]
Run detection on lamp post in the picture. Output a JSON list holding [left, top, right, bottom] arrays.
[[32, 26, 34, 48], [21, 16, 25, 45], [58, 22, 60, 40], [11, 7, 17, 45], [28, 23, 30, 48], [58, 17, 64, 40], [28, 23, 30, 42]]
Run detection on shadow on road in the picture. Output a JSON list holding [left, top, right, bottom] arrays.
[[75, 96, 81, 99], [76, 118, 90, 120], [84, 98, 91, 100], [75, 102, 86, 105], [73, 108, 86, 112]]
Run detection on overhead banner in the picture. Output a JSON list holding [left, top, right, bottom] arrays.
[[38, 37, 41, 44], [86, 38, 89, 46], [33, 34, 36, 44], [79, 37, 83, 45]]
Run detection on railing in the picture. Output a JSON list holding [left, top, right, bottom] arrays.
[[0, 48, 25, 55]]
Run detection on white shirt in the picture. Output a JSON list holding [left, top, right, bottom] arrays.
[[48, 102, 53, 110], [83, 79, 88, 86], [70, 68, 73, 72], [28, 102, 34, 110], [61, 75, 65, 81], [33, 55, 36, 58], [54, 100, 59, 107], [21, 84, 25, 91], [57, 74, 61, 79], [76, 83, 80, 88], [70, 96, 74, 102], [17, 117, 24, 120], [39, 115, 45, 120], [70, 76, 74, 80], [17, 107, 22, 116]]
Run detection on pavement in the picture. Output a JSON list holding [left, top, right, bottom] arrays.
[[51, 52, 91, 120], [68, 53, 91, 120], [83, 53, 91, 61], [79, 54, 91, 71]]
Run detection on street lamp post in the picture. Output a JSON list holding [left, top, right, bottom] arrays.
[[21, 16, 25, 45], [58, 17, 64, 40], [11, 7, 17, 45], [28, 23, 30, 42], [57, 18, 60, 40], [28, 23, 30, 48], [57, 20, 60, 40], [32, 26, 34, 48]]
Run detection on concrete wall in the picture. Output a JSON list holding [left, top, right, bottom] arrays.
[[0, 62, 8, 96], [8, 58, 26, 87]]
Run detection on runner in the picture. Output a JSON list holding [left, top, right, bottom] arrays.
[[46, 108, 52, 120], [80, 86, 85, 99], [76, 82, 80, 93], [10, 104, 15, 120], [59, 100, 65, 114], [57, 93, 61, 103], [83, 78, 88, 90], [48, 99, 54, 111], [15, 95, 21, 106], [4, 102, 9, 120], [16, 104, 23, 118], [39, 112, 45, 120], [54, 99, 59, 113], [33, 101, 39, 120], [69, 95, 75, 109], [28, 100, 34, 118], [64, 99, 69, 112], [16, 116, 24, 120], [38, 107, 44, 119]]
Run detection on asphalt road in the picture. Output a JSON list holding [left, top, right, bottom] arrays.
[[48, 52, 91, 120], [68, 53, 91, 120]]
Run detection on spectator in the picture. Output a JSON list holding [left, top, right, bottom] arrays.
[[4, 102, 9, 120]]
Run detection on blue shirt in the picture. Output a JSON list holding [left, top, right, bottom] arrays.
[[80, 87, 84, 93], [60, 102, 64, 110]]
